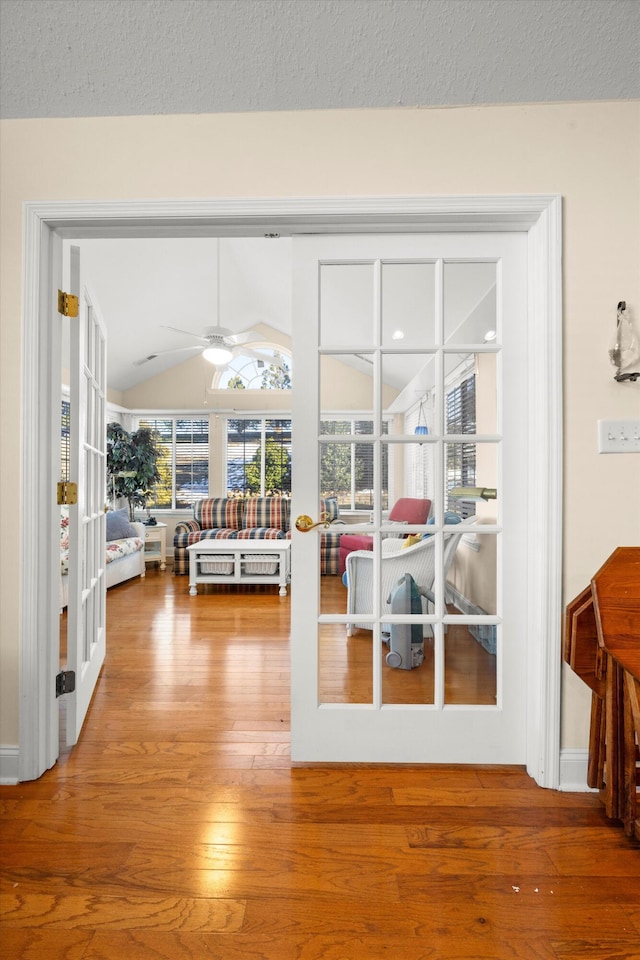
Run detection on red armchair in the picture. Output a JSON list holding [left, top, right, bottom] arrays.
[[338, 497, 432, 575]]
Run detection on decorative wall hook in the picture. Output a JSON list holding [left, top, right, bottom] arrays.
[[609, 301, 640, 382]]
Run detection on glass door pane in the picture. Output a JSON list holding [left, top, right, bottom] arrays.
[[292, 234, 527, 764]]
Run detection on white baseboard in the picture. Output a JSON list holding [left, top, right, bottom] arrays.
[[558, 748, 598, 792], [0, 743, 600, 791], [0, 745, 19, 785]]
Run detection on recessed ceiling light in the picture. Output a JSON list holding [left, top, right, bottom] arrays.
[[392, 330, 404, 340], [483, 329, 497, 342]]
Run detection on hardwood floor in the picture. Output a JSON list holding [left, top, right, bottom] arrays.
[[2, 569, 639, 960]]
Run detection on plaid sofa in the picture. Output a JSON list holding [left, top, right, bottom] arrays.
[[317, 496, 346, 576], [173, 496, 344, 576]]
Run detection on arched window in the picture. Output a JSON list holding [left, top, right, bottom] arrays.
[[215, 347, 292, 390]]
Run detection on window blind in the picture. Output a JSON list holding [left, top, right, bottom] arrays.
[[137, 417, 209, 509], [445, 375, 476, 518], [320, 418, 388, 511], [226, 418, 292, 496], [175, 419, 210, 508], [60, 398, 71, 482]]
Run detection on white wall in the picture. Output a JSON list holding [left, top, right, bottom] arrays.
[[1, 102, 639, 758]]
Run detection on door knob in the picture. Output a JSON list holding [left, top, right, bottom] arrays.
[[295, 512, 330, 532]]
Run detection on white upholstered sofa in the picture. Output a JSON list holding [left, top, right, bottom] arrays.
[[60, 506, 145, 610]]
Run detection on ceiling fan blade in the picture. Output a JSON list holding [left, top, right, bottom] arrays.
[[133, 345, 201, 366], [227, 329, 260, 345], [161, 324, 209, 343]]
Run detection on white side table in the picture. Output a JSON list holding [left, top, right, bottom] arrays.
[[143, 522, 167, 570]]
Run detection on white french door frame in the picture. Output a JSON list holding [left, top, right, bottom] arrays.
[[19, 195, 562, 786]]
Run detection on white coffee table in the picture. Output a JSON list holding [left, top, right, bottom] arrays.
[[187, 539, 291, 596]]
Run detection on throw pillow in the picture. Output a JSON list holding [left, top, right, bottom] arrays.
[[106, 508, 136, 541], [402, 534, 423, 549], [421, 512, 462, 539]]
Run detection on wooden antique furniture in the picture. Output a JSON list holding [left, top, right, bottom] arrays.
[[564, 547, 640, 840]]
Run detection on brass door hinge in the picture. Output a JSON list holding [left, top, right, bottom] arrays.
[[57, 481, 78, 505], [57, 290, 79, 317]]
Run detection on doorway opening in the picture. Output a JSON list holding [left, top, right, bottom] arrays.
[[19, 195, 562, 786]]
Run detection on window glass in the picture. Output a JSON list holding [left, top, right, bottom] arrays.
[[61, 398, 71, 482], [226, 418, 292, 497], [444, 262, 497, 345], [137, 417, 209, 509], [445, 373, 476, 518], [217, 349, 291, 390], [320, 418, 388, 511], [381, 261, 436, 347], [175, 419, 209, 508], [319, 263, 374, 347]]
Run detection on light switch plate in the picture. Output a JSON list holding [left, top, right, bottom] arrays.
[[597, 419, 640, 453]]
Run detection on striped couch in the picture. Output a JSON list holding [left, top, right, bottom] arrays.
[[173, 496, 345, 576]]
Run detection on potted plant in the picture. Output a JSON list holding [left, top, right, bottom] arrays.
[[107, 422, 163, 520]]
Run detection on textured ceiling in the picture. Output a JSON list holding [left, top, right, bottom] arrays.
[[1, 0, 638, 120]]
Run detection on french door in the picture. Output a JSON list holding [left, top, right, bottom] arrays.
[[65, 245, 108, 745], [291, 233, 528, 763]]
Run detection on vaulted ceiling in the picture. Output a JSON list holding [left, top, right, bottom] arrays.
[[70, 237, 293, 392]]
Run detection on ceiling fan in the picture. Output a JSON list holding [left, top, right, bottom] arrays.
[[133, 323, 259, 368], [134, 237, 270, 370]]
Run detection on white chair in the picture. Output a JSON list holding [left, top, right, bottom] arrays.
[[345, 518, 474, 636]]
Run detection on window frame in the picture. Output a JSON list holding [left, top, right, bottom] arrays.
[[320, 414, 391, 514], [60, 395, 71, 483], [225, 415, 292, 498], [216, 346, 292, 391], [134, 414, 210, 511]]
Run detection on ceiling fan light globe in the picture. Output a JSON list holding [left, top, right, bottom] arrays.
[[202, 346, 233, 365]]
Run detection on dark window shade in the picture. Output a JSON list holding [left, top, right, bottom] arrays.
[[61, 399, 71, 482], [445, 375, 477, 519]]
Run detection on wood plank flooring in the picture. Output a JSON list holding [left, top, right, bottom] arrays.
[[1, 569, 639, 960]]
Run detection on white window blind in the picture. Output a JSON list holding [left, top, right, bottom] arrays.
[[320, 418, 389, 511], [226, 418, 292, 496], [137, 417, 209, 509]]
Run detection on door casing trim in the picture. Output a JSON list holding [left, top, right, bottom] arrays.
[[19, 194, 562, 785]]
